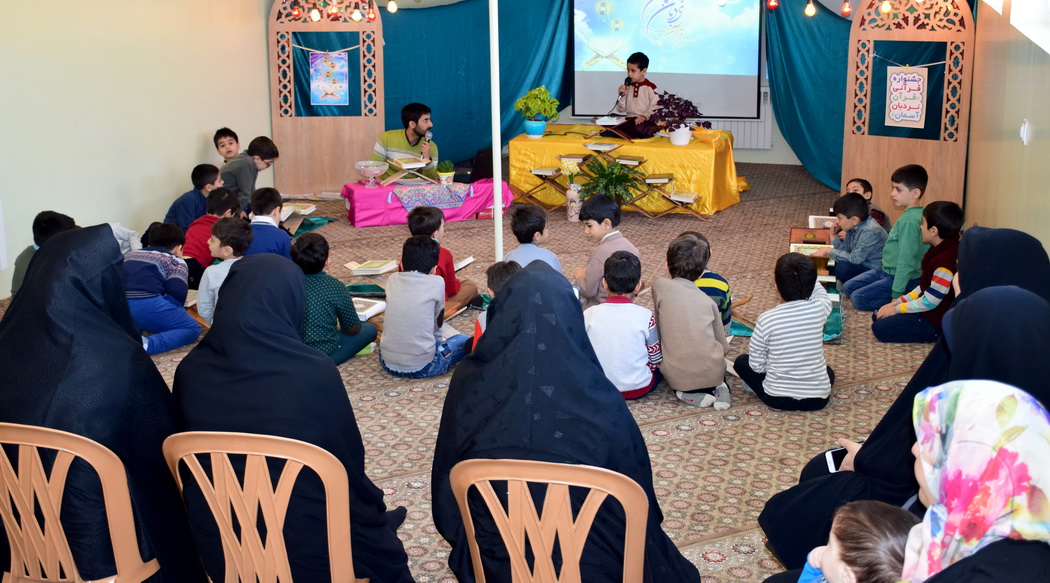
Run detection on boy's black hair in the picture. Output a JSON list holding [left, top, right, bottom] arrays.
[[191, 164, 221, 190], [401, 235, 440, 274], [206, 187, 241, 216], [401, 103, 431, 129], [486, 261, 522, 296], [511, 205, 548, 244], [603, 251, 641, 295], [246, 136, 279, 161], [579, 194, 621, 227], [666, 233, 709, 280], [148, 223, 185, 251], [31, 211, 76, 246], [290, 232, 330, 275], [833, 192, 870, 222], [407, 206, 444, 237], [627, 52, 649, 70], [923, 201, 964, 239], [210, 217, 252, 257], [250, 187, 283, 216], [890, 164, 928, 195], [846, 177, 873, 195], [213, 127, 238, 147], [775, 252, 817, 302]]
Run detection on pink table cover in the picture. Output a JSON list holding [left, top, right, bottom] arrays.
[[341, 179, 513, 227]]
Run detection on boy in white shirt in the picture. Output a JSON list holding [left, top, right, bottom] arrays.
[[196, 218, 252, 325], [584, 251, 662, 399]]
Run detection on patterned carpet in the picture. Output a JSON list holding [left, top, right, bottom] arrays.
[[3, 163, 932, 582]]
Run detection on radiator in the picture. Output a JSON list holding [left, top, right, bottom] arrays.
[[706, 87, 773, 149]]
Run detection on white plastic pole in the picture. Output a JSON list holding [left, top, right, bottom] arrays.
[[488, 0, 503, 260]]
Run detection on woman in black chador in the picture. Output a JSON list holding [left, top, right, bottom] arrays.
[[432, 261, 701, 583], [173, 254, 413, 582], [0, 225, 205, 581]]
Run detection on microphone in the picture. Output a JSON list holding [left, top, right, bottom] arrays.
[[619, 76, 631, 96], [424, 131, 433, 143]]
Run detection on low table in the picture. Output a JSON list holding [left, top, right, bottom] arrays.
[[340, 179, 514, 227]]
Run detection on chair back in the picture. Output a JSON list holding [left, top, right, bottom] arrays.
[[162, 431, 360, 583], [449, 459, 649, 583], [0, 422, 160, 583]]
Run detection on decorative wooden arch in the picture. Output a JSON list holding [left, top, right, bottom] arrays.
[[268, 2, 385, 194], [842, 0, 972, 218]]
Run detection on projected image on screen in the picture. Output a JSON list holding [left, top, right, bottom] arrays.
[[572, 0, 762, 119]]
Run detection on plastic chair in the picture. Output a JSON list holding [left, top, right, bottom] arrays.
[[449, 459, 649, 583], [0, 422, 160, 583], [162, 431, 367, 583]]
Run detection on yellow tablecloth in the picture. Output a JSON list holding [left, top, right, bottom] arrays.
[[508, 125, 743, 216]]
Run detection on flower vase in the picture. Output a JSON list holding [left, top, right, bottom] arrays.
[[566, 184, 583, 222]]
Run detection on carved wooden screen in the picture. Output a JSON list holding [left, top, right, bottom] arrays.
[[842, 0, 972, 217], [269, 2, 385, 194]]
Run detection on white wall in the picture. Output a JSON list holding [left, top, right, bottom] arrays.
[[965, 0, 1050, 245], [0, 0, 275, 297]]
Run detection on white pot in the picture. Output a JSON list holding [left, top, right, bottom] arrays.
[[669, 126, 692, 146]]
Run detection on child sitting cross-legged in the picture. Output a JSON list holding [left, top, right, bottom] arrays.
[[196, 217, 252, 326], [406, 205, 480, 319], [844, 177, 890, 232], [380, 235, 471, 378], [182, 187, 241, 289], [573, 194, 640, 310], [291, 233, 379, 365], [734, 252, 835, 411], [124, 223, 200, 355], [811, 192, 887, 285], [472, 260, 521, 350], [584, 251, 662, 399], [680, 231, 733, 333], [503, 205, 562, 272], [652, 232, 730, 409], [871, 201, 963, 343]]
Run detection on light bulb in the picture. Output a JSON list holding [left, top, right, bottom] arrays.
[[367, 6, 377, 20], [880, 0, 891, 11], [310, 7, 321, 20], [351, 9, 363, 20], [767, 0, 778, 8], [805, 1, 816, 15], [291, 4, 302, 17], [329, 4, 339, 15], [841, 0, 852, 13], [388, 0, 398, 12]]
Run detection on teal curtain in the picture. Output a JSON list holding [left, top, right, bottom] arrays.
[[292, 32, 363, 117], [766, 3, 851, 190], [382, 0, 571, 163]]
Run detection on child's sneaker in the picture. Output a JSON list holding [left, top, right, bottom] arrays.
[[713, 382, 731, 411], [676, 390, 716, 408]]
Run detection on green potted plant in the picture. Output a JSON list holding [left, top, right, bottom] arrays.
[[514, 86, 560, 139], [436, 159, 455, 185], [578, 158, 644, 205]]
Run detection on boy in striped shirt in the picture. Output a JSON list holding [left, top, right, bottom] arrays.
[[871, 201, 963, 343], [733, 253, 835, 411]]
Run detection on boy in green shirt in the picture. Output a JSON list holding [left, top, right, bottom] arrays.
[[842, 164, 930, 311]]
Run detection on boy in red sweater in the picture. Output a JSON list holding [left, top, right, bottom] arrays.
[[182, 188, 240, 289], [406, 206, 480, 319]]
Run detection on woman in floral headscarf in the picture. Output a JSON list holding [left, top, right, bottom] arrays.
[[906, 379, 1050, 582]]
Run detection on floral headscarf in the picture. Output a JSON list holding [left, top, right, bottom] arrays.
[[903, 379, 1050, 581]]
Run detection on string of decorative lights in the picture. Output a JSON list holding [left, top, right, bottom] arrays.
[[287, 0, 395, 22], [766, 0, 895, 16]]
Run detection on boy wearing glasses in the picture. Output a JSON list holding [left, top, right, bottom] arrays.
[[220, 135, 279, 214]]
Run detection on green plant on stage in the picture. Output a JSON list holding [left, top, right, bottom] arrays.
[[514, 86, 560, 122], [437, 159, 455, 173], [578, 157, 643, 204]]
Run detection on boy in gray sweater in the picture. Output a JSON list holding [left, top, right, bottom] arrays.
[[379, 235, 470, 378]]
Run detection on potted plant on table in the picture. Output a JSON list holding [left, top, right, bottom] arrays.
[[578, 157, 644, 206], [437, 159, 455, 185], [514, 86, 560, 139], [649, 91, 712, 146]]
